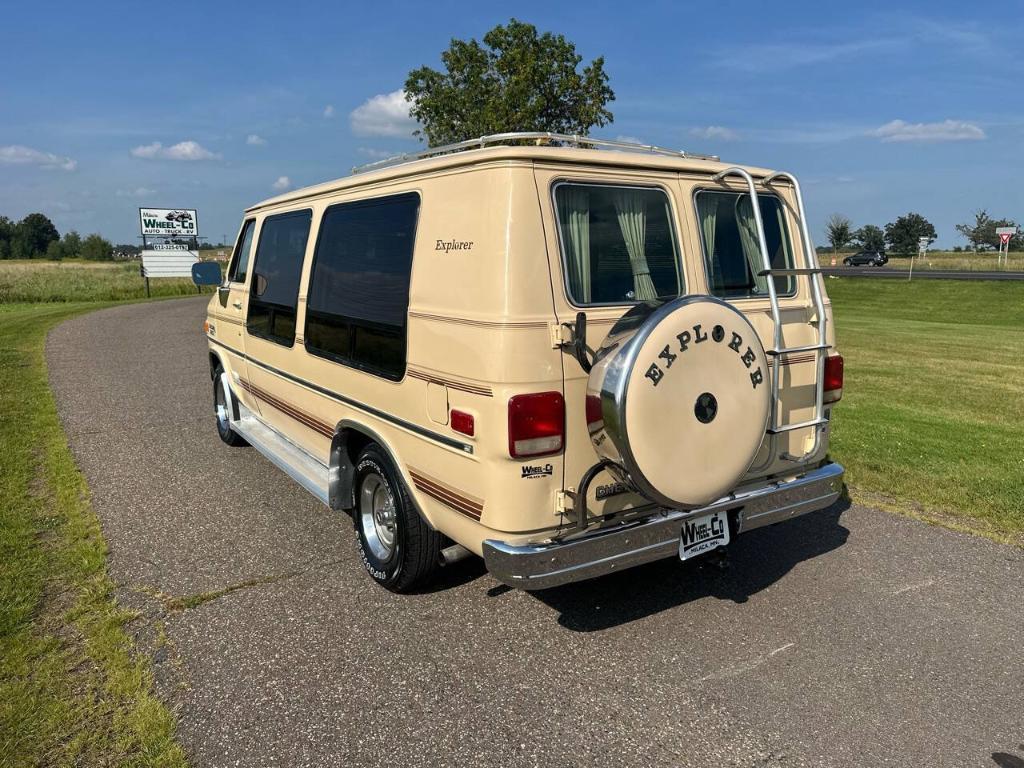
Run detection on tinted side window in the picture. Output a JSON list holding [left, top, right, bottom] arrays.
[[246, 210, 311, 345], [553, 184, 683, 306], [695, 191, 795, 299], [305, 193, 419, 380], [228, 219, 255, 283]]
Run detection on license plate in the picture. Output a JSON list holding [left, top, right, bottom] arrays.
[[678, 510, 730, 561]]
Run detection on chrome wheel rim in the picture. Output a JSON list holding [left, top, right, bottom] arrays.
[[360, 474, 396, 561], [215, 379, 229, 432]]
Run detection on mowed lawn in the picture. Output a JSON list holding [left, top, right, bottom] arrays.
[[827, 278, 1024, 544]]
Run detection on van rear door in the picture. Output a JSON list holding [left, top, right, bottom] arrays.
[[533, 165, 697, 526]]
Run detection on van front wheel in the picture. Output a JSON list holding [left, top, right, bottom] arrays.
[[353, 445, 440, 592]]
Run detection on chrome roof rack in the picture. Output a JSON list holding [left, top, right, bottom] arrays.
[[351, 131, 719, 174]]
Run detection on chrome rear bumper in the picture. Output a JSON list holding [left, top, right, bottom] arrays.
[[483, 462, 844, 590]]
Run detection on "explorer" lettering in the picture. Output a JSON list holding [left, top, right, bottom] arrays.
[[435, 239, 473, 254], [644, 323, 764, 390]]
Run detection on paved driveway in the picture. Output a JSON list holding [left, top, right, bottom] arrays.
[[47, 297, 1023, 767]]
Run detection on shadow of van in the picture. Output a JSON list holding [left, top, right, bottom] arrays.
[[529, 498, 851, 632]]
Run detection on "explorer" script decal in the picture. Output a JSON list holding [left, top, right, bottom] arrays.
[[643, 323, 764, 390]]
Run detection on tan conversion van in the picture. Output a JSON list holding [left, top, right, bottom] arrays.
[[200, 133, 845, 593]]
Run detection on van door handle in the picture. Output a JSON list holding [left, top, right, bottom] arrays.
[[232, 300, 242, 309]]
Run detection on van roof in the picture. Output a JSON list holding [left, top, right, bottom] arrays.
[[247, 141, 780, 213]]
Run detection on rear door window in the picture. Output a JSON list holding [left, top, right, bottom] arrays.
[[695, 190, 795, 298], [304, 193, 419, 380], [553, 183, 683, 306], [246, 210, 311, 346]]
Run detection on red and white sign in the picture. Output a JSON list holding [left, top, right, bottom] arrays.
[[999, 232, 1012, 245]]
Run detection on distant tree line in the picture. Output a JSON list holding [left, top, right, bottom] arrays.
[[0, 212, 114, 260], [823, 209, 1021, 256]]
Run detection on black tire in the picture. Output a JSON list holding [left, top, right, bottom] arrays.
[[212, 365, 247, 447], [353, 445, 441, 593]]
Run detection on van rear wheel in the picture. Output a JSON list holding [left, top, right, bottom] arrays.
[[353, 445, 441, 592]]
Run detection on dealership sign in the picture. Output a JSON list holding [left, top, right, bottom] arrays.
[[139, 208, 198, 236]]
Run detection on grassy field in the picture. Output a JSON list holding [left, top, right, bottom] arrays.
[[828, 277, 1024, 544], [0, 259, 214, 303], [0, 302, 187, 766]]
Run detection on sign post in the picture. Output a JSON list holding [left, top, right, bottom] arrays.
[[138, 208, 202, 296], [910, 236, 929, 281], [996, 226, 1017, 269]]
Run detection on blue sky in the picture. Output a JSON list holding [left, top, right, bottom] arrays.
[[1, 0, 1021, 246]]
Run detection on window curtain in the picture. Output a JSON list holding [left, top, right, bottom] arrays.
[[774, 202, 795, 295], [736, 196, 770, 294], [612, 189, 658, 300], [696, 194, 721, 291], [557, 187, 592, 303]]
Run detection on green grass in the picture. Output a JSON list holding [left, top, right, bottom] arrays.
[[0, 302, 187, 767], [828, 278, 1024, 544], [0, 259, 214, 303]]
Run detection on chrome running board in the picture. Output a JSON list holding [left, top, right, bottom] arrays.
[[231, 401, 331, 507]]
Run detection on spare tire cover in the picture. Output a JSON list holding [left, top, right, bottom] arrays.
[[587, 296, 770, 509]]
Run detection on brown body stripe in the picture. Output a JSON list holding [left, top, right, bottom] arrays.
[[408, 469, 483, 520], [406, 369, 493, 397], [778, 353, 817, 366], [239, 379, 334, 438]]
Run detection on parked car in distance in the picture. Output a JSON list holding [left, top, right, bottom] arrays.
[[843, 251, 887, 266], [198, 132, 845, 593]]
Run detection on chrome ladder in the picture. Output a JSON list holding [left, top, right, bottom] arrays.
[[711, 167, 830, 467]]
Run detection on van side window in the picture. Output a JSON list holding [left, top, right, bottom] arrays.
[[695, 190, 795, 298], [246, 210, 311, 346], [305, 193, 419, 380], [228, 219, 255, 283], [553, 183, 683, 306]]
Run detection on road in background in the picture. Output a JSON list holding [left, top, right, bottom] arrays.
[[823, 266, 1024, 280], [47, 298, 1024, 768]]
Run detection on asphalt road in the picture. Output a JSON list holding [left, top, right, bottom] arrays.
[[47, 297, 1023, 768], [822, 266, 1024, 280]]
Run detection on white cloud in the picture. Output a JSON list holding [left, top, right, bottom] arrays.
[[131, 140, 220, 160], [272, 176, 292, 191], [246, 134, 267, 146], [350, 90, 418, 138], [871, 119, 986, 143], [689, 126, 739, 141], [614, 135, 646, 145], [323, 104, 335, 118], [115, 186, 157, 198], [0, 144, 77, 171]]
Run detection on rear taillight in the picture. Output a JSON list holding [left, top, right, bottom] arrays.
[[508, 392, 565, 458], [585, 394, 603, 432], [823, 354, 844, 404]]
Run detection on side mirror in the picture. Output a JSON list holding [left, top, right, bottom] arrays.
[[191, 261, 222, 286]]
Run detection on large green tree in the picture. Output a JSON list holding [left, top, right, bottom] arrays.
[[825, 213, 852, 255], [12, 213, 60, 259], [955, 209, 1021, 251], [854, 224, 885, 253], [405, 19, 614, 146], [885, 212, 937, 255], [0, 215, 13, 259], [80, 233, 113, 261]]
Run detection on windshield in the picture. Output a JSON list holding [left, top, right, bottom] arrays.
[[695, 190, 795, 298]]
